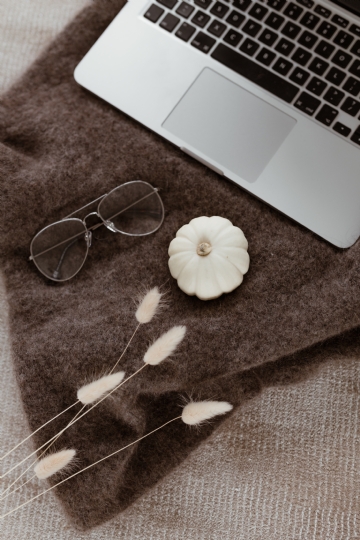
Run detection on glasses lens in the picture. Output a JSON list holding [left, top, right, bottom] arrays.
[[30, 219, 88, 282], [98, 181, 164, 235]]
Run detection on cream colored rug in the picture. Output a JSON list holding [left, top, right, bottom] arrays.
[[1, 2, 359, 538]]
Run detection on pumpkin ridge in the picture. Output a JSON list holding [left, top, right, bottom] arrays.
[[169, 251, 195, 278], [210, 251, 243, 291], [214, 247, 250, 275], [210, 221, 233, 243], [177, 254, 197, 284]]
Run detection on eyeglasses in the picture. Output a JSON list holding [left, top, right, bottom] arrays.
[[29, 180, 164, 282]]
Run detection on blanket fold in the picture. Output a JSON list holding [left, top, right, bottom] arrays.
[[1, 0, 360, 528]]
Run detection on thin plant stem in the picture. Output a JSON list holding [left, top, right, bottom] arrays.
[[2, 321, 139, 483], [0, 416, 182, 520], [0, 474, 36, 501], [109, 323, 140, 374], [1, 322, 141, 464], [0, 401, 80, 462], [0, 405, 87, 500], [1, 365, 147, 479]]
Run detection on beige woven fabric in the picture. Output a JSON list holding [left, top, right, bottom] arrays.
[[1, 2, 360, 538]]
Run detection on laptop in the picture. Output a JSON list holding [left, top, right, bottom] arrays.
[[74, 0, 360, 248]]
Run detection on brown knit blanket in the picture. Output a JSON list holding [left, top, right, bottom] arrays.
[[1, 0, 360, 529]]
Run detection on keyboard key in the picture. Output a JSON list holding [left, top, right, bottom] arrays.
[[349, 59, 360, 77], [332, 50, 352, 69], [282, 21, 301, 39], [308, 56, 329, 75], [194, 0, 212, 8], [350, 127, 360, 145], [242, 19, 262, 37], [296, 0, 314, 8], [144, 4, 164, 22], [224, 28, 243, 45], [191, 10, 211, 27], [290, 66, 310, 85], [298, 30, 318, 49], [340, 96, 360, 117], [211, 43, 299, 102], [299, 12, 319, 30], [315, 40, 335, 59], [323, 86, 345, 106], [273, 57, 293, 75], [226, 10, 245, 27], [210, 1, 229, 18], [191, 31, 216, 52], [275, 37, 295, 56], [292, 47, 312, 65], [175, 21, 196, 40], [349, 24, 360, 38], [316, 21, 336, 39], [233, 0, 252, 11], [157, 0, 177, 9], [314, 5, 331, 18], [350, 40, 360, 58], [333, 30, 354, 49], [306, 76, 327, 95], [325, 66, 346, 86], [258, 28, 278, 46], [240, 37, 260, 55], [157, 0, 177, 8], [283, 3, 303, 21], [267, 0, 286, 9], [343, 76, 360, 97], [249, 3, 268, 20], [208, 19, 227, 36], [160, 13, 180, 31], [256, 47, 276, 65], [331, 14, 348, 28], [315, 104, 338, 125], [294, 91, 321, 115], [176, 2, 195, 18], [265, 12, 285, 30], [333, 122, 351, 136]]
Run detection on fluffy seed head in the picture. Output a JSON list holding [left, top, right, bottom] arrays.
[[34, 449, 76, 480], [77, 371, 125, 405], [182, 401, 233, 425], [136, 287, 162, 324], [144, 326, 186, 365]]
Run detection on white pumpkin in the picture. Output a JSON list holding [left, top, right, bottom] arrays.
[[168, 216, 250, 301]]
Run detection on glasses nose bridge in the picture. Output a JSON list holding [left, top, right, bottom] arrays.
[[83, 211, 100, 227]]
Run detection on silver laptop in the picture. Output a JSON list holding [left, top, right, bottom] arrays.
[[74, 0, 360, 247]]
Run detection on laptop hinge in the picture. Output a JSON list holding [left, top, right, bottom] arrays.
[[329, 0, 360, 17]]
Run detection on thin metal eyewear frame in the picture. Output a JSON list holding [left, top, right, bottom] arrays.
[[29, 180, 164, 281]]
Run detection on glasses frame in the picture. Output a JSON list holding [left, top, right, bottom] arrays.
[[29, 180, 164, 282]]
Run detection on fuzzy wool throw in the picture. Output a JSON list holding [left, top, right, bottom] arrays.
[[1, 0, 360, 529]]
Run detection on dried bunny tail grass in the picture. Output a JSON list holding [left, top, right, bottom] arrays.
[[77, 371, 125, 405], [2, 368, 138, 480], [0, 400, 79, 462], [0, 400, 233, 520], [181, 401, 233, 426], [144, 325, 186, 366], [135, 287, 163, 324], [34, 449, 76, 480]]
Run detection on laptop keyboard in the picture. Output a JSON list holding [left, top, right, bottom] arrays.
[[143, 0, 360, 145]]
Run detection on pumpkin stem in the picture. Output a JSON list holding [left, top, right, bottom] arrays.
[[197, 242, 212, 256]]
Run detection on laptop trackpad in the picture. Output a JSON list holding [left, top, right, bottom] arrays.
[[162, 68, 296, 183]]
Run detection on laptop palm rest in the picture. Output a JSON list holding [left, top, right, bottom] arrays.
[[162, 68, 296, 183]]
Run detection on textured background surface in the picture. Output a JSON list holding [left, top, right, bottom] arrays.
[[1, 1, 360, 538]]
